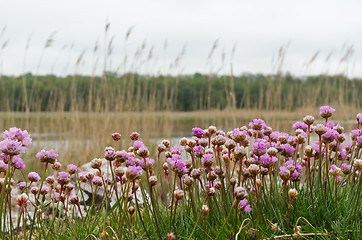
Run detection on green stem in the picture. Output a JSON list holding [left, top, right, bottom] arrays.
[[216, 199, 237, 240], [0, 155, 13, 233]]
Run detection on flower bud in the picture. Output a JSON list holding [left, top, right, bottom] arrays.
[[91, 158, 103, 169], [148, 176, 158, 187], [166, 233, 176, 240], [174, 189, 184, 200], [183, 175, 194, 186], [112, 133, 121, 142], [31, 187, 39, 195], [234, 186, 248, 200], [288, 188, 298, 199], [52, 162, 61, 171], [303, 115, 314, 126], [230, 177, 236, 186], [207, 187, 216, 196], [201, 205, 210, 216], [128, 206, 135, 215], [130, 132, 140, 141], [248, 164, 260, 176], [161, 139, 170, 148], [70, 195, 79, 205], [115, 167, 125, 177]]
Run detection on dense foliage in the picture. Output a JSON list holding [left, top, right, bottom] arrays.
[[0, 73, 361, 112]]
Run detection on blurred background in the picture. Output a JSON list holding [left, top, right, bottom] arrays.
[[0, 0, 361, 170]]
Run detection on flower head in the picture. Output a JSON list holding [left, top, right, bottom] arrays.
[[92, 176, 103, 186], [67, 164, 77, 174], [4, 127, 32, 147], [0, 139, 25, 156], [28, 172, 41, 182], [329, 165, 342, 177], [104, 147, 116, 161], [170, 146, 183, 155], [201, 153, 214, 168], [91, 158, 103, 169], [320, 105, 336, 119], [192, 127, 204, 138], [249, 119, 266, 131], [252, 139, 268, 156], [36, 149, 58, 164], [279, 166, 290, 181], [139, 157, 155, 170], [57, 171, 70, 185], [126, 165, 144, 181], [357, 113, 362, 124], [130, 132, 140, 141], [13, 155, 26, 170], [112, 132, 121, 142], [292, 121, 308, 131]]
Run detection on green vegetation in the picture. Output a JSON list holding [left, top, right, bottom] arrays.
[[0, 73, 361, 112]]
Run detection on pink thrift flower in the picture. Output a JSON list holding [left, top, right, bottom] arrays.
[[192, 127, 204, 138], [0, 138, 26, 156], [36, 149, 58, 164], [3, 127, 32, 147], [28, 172, 41, 182], [320, 105, 336, 119]]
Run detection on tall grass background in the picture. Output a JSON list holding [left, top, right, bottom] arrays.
[[0, 24, 361, 169]]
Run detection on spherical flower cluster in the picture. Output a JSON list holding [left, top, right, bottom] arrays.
[[28, 172, 41, 182], [50, 163, 61, 172], [320, 105, 336, 119], [353, 159, 362, 169], [234, 186, 248, 200], [126, 165, 144, 181], [174, 189, 184, 200], [36, 149, 59, 164], [104, 147, 116, 161], [57, 172, 70, 185], [329, 165, 342, 177], [231, 128, 249, 144], [91, 158, 103, 169], [357, 113, 362, 125], [341, 163, 353, 175], [67, 164, 77, 174], [322, 129, 339, 143], [252, 139, 268, 156], [279, 166, 290, 181], [167, 154, 187, 175], [303, 115, 315, 126], [288, 189, 298, 199], [249, 119, 266, 131], [111, 132, 121, 142], [139, 157, 155, 170], [281, 144, 295, 158], [212, 135, 226, 146], [16, 193, 29, 213], [92, 176, 103, 186], [313, 124, 327, 136], [0, 138, 26, 156], [292, 121, 308, 131], [259, 154, 277, 168], [130, 132, 140, 141], [192, 127, 204, 138], [170, 146, 183, 155], [201, 154, 214, 169], [4, 127, 32, 147], [201, 204, 210, 216]]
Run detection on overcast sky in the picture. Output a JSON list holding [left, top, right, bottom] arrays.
[[0, 0, 361, 77]]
